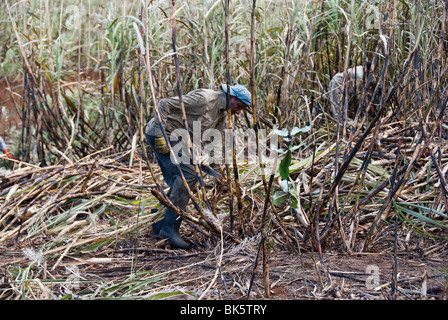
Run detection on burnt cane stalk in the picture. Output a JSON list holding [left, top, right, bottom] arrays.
[[141, 1, 222, 238], [223, 0, 243, 233], [170, 0, 214, 215]]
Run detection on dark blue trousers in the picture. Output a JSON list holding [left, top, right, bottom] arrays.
[[146, 135, 198, 226]]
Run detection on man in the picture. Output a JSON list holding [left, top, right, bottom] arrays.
[[328, 61, 372, 119], [145, 84, 251, 249], [0, 136, 19, 160]]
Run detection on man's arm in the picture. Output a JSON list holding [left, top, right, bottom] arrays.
[[0, 137, 18, 160]]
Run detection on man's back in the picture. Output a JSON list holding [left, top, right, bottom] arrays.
[[146, 88, 228, 138], [328, 66, 365, 118]]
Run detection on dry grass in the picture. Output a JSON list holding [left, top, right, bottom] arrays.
[[1, 0, 448, 300]]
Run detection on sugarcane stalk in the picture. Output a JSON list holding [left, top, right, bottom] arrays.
[[364, 73, 448, 249], [363, 11, 448, 246], [316, 40, 414, 247], [223, 0, 243, 233], [249, 0, 264, 183], [170, 0, 218, 227], [140, 2, 220, 235], [150, 187, 240, 243], [318, 0, 397, 245]]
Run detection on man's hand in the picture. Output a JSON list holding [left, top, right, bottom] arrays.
[[200, 164, 223, 179], [154, 137, 170, 154], [3, 150, 20, 161]]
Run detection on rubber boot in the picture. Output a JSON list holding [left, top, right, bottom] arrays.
[[152, 220, 163, 238], [151, 209, 163, 238], [158, 209, 190, 249]]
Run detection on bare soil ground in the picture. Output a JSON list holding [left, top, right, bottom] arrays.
[[139, 240, 447, 300], [1, 225, 447, 300]]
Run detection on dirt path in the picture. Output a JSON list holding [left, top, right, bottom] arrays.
[[111, 244, 447, 300], [2, 233, 445, 300], [53, 246, 448, 300]]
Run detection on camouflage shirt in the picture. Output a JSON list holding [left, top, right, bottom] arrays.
[[0, 137, 7, 152], [145, 89, 228, 138], [328, 66, 364, 117]]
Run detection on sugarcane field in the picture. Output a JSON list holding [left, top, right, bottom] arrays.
[[0, 0, 447, 302]]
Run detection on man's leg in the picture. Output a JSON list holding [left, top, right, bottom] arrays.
[[146, 134, 198, 248], [158, 168, 197, 249], [146, 135, 175, 237]]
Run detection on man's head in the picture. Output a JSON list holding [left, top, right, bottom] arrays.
[[221, 84, 251, 114]]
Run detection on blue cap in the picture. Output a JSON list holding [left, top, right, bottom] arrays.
[[221, 84, 251, 106]]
